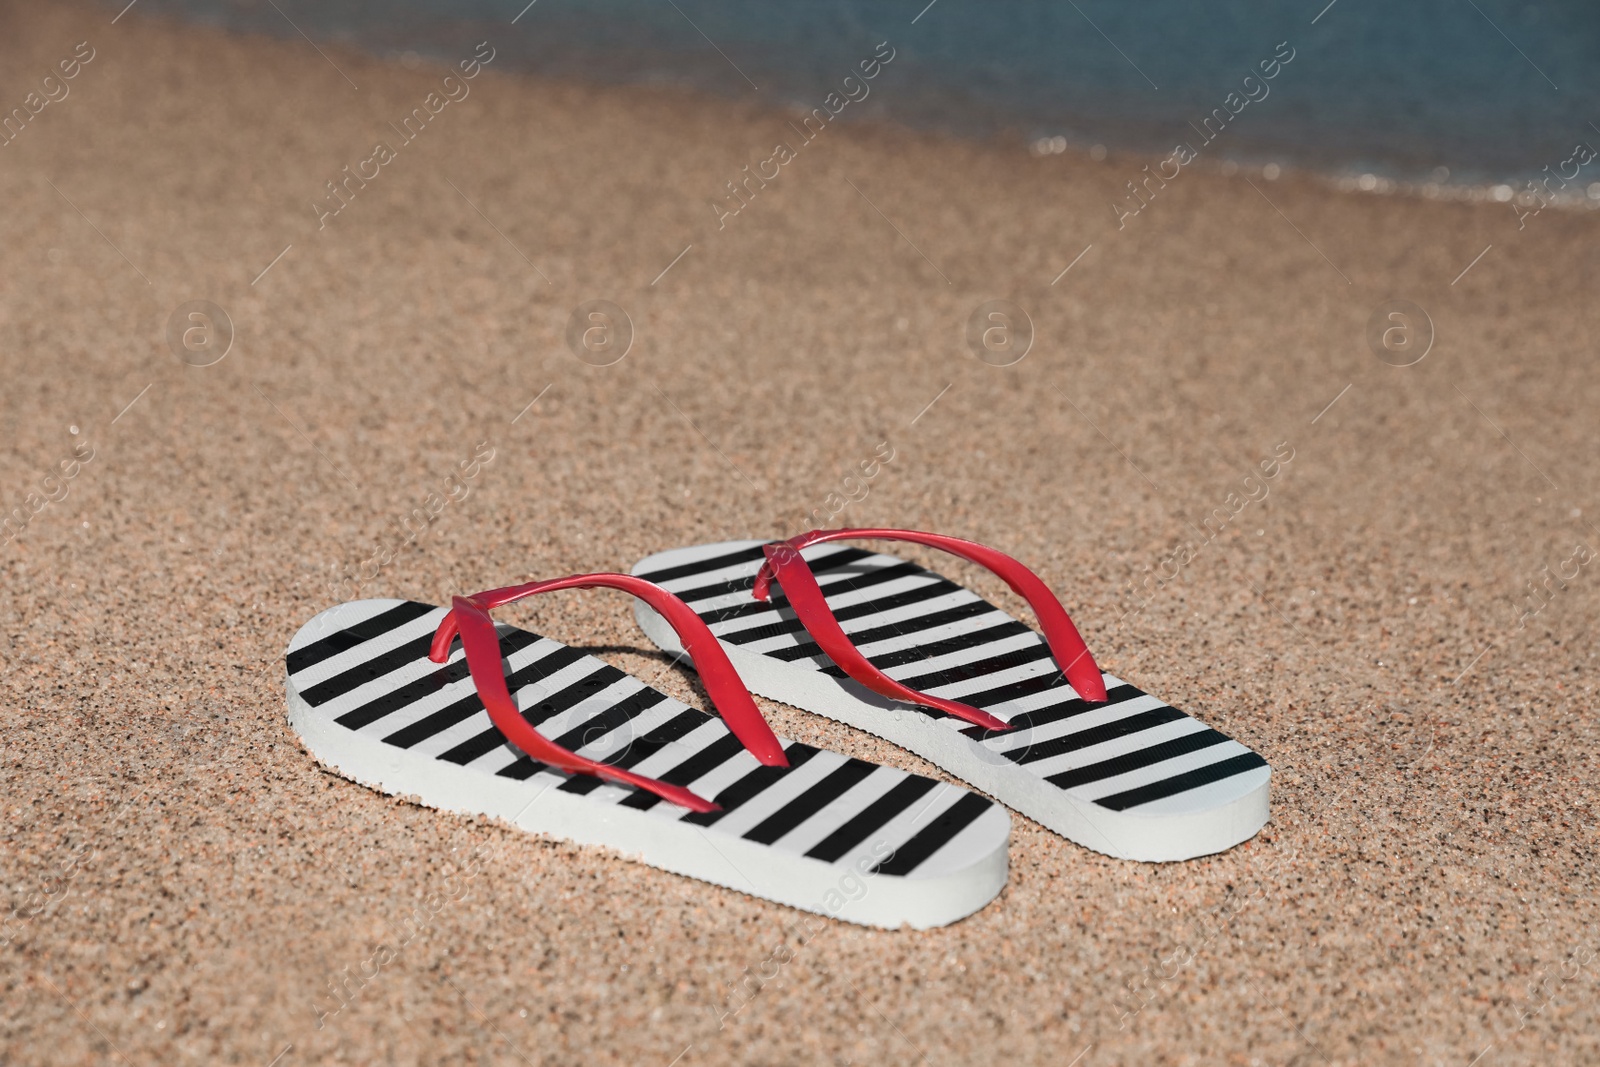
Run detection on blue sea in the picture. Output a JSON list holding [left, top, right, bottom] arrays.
[[136, 0, 1599, 187]]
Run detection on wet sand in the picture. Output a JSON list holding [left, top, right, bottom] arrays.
[[2, 2, 1598, 1064]]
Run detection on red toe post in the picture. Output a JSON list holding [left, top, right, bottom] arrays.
[[430, 573, 787, 813], [754, 529, 1108, 729]]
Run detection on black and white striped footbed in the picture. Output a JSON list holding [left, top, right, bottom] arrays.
[[284, 597, 1010, 928], [630, 539, 1271, 862]]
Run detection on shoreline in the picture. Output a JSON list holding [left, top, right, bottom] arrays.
[[93, 1, 1600, 195]]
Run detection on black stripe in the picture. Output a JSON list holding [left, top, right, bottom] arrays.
[[858, 621, 1032, 671], [871, 793, 993, 876], [617, 733, 750, 810], [634, 543, 771, 584], [1092, 752, 1269, 811], [498, 758, 551, 782], [1046, 730, 1231, 790], [699, 599, 786, 625], [500, 688, 669, 782], [286, 601, 434, 676], [803, 776, 936, 863], [547, 688, 666, 753], [893, 642, 1055, 694], [545, 708, 708, 788], [742, 758, 877, 845], [761, 618, 1028, 668], [377, 686, 484, 748], [435, 657, 628, 765], [824, 577, 967, 623], [604, 709, 709, 769], [680, 744, 821, 827], [669, 547, 876, 605], [763, 638, 831, 662], [719, 598, 996, 650], [715, 612, 810, 646], [838, 600, 1000, 648], [437, 722, 516, 767], [1010, 706, 1190, 765], [298, 633, 438, 707], [393, 643, 589, 753], [961, 683, 1144, 739], [699, 562, 937, 625], [352, 630, 542, 735], [526, 662, 630, 720], [339, 658, 470, 730], [376, 639, 588, 748], [704, 575, 965, 636], [950, 669, 1073, 711], [736, 614, 1024, 681]]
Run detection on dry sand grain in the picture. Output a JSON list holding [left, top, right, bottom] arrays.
[[1, 3, 1597, 1064]]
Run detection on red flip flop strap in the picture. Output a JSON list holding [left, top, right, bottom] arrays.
[[761, 546, 1010, 731], [756, 528, 1108, 708], [448, 598, 718, 812], [430, 574, 787, 814]]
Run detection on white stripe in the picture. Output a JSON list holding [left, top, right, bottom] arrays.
[[286, 598, 402, 656], [706, 576, 980, 644], [636, 544, 764, 591], [846, 784, 967, 871], [1074, 741, 1253, 804], [676, 552, 908, 617], [712, 585, 985, 647], [838, 588, 989, 637], [982, 693, 1166, 754], [305, 643, 469, 724], [697, 751, 848, 838], [736, 628, 826, 658], [1123, 763, 1270, 814], [288, 607, 447, 689], [666, 747, 767, 814], [960, 673, 1100, 719], [653, 543, 856, 597], [568, 696, 692, 764], [346, 638, 554, 738], [901, 802, 1010, 879], [734, 602, 1013, 664], [848, 606, 1016, 659], [768, 766, 910, 856], [484, 695, 694, 779], [1018, 716, 1214, 781], [408, 659, 622, 762], [680, 550, 921, 611], [810, 566, 947, 610], [878, 629, 1043, 685], [300, 624, 558, 726], [616, 718, 733, 782], [920, 654, 1059, 702], [518, 675, 647, 741]]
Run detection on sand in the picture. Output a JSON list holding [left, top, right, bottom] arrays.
[[1, 2, 1598, 1064]]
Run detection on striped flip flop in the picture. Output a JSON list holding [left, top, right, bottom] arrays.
[[630, 530, 1271, 862], [284, 573, 1010, 928]]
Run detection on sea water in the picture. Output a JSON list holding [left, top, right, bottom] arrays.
[[135, 0, 1598, 189]]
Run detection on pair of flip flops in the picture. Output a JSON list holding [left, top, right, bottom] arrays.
[[285, 529, 1271, 929]]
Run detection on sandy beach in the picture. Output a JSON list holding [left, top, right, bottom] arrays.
[[2, 2, 1598, 1064]]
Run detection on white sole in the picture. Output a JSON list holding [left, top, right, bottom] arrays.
[[286, 599, 1011, 928], [632, 541, 1271, 862]]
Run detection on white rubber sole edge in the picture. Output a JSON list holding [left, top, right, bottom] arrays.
[[635, 602, 1269, 863], [286, 677, 1008, 930]]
